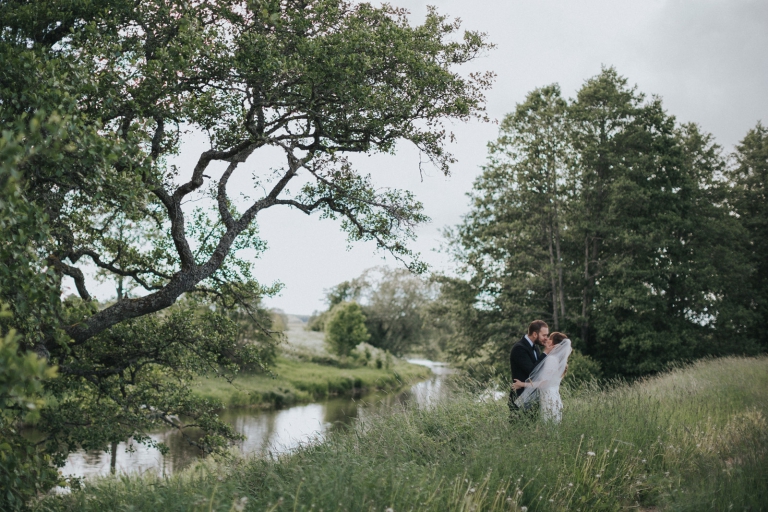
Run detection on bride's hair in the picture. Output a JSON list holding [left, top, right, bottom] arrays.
[[549, 332, 568, 345]]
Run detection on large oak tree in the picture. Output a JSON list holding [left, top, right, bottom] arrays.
[[0, 0, 491, 493]]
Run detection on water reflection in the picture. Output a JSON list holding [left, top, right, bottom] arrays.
[[61, 360, 452, 480]]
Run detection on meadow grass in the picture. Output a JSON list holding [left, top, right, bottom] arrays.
[[192, 357, 432, 408], [37, 356, 768, 512]]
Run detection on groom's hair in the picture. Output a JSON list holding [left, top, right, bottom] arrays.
[[527, 320, 548, 336]]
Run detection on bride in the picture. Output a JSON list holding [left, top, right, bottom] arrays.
[[512, 332, 572, 423]]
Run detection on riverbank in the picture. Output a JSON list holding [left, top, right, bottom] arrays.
[[41, 356, 768, 511], [192, 356, 433, 408], [192, 314, 433, 409]]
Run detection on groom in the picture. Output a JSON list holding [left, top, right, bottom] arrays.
[[508, 320, 549, 413]]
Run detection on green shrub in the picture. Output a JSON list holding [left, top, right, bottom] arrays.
[[564, 348, 603, 386], [324, 302, 370, 356]]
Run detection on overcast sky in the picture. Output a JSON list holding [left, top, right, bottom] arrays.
[[76, 0, 768, 315]]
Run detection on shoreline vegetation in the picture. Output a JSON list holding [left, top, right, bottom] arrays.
[[39, 356, 768, 511], [192, 356, 433, 409], [192, 314, 433, 409]]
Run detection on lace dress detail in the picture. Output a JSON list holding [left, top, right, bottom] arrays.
[[539, 387, 563, 423]]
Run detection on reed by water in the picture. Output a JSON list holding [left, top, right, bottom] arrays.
[[36, 356, 768, 511]]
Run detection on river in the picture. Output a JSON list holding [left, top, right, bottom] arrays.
[[60, 360, 452, 480]]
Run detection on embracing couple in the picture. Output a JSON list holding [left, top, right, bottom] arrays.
[[508, 320, 572, 423]]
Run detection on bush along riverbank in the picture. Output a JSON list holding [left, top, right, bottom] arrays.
[[192, 355, 433, 409], [39, 356, 768, 511]]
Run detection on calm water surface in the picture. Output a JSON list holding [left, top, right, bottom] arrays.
[[61, 360, 452, 480]]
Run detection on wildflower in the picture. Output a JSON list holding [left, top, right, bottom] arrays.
[[233, 497, 249, 512], [568, 483, 573, 487], [521, 507, 528, 512], [587, 451, 596, 457], [638, 450, 642, 454], [665, 472, 670, 477], [506, 497, 513, 503], [642, 459, 647, 463], [595, 474, 601, 479], [549, 499, 554, 502], [517, 490, 523, 496], [386, 508, 394, 512], [468, 488, 476, 494]]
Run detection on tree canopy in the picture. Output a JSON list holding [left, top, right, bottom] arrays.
[[0, 0, 491, 493]]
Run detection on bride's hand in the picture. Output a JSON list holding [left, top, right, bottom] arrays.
[[512, 379, 526, 390]]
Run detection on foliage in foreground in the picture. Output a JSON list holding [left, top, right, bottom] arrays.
[[0, 308, 59, 510], [38, 356, 768, 512]]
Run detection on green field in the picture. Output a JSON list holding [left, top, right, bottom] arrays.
[[192, 356, 433, 408], [38, 357, 768, 511]]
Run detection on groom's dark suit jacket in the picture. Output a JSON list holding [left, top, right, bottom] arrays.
[[509, 335, 546, 399]]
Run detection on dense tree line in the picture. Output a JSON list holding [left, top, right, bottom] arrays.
[[436, 68, 767, 377]]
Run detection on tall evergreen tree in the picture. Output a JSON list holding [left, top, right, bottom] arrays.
[[729, 123, 768, 350], [439, 85, 569, 364]]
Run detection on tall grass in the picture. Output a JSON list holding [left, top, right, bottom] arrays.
[[37, 357, 768, 511]]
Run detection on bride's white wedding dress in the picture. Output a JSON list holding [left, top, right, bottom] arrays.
[[539, 381, 563, 423], [515, 339, 571, 423]]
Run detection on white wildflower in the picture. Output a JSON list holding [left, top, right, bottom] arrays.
[[587, 451, 596, 457], [233, 497, 249, 512]]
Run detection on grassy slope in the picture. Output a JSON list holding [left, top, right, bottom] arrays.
[[193, 356, 432, 408], [39, 357, 768, 512]]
